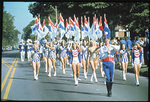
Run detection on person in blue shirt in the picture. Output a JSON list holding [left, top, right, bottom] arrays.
[[145, 29, 149, 38], [143, 37, 149, 67], [19, 40, 26, 62], [120, 37, 127, 48], [126, 36, 132, 62]]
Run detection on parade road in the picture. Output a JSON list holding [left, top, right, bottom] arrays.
[[1, 50, 148, 101]]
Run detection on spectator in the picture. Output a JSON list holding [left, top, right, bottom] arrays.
[[120, 37, 127, 47], [145, 29, 149, 38], [135, 36, 140, 44], [143, 37, 149, 67]]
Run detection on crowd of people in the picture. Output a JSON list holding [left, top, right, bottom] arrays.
[[19, 30, 149, 97]]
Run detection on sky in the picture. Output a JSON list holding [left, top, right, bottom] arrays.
[[3, 2, 35, 42]]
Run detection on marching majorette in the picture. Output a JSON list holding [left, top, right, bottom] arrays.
[[26, 39, 32, 61], [69, 42, 81, 86], [31, 43, 41, 80], [46, 42, 57, 77], [99, 38, 120, 97], [119, 44, 128, 81], [59, 40, 68, 74], [88, 40, 99, 83], [131, 43, 142, 86], [19, 39, 26, 62], [80, 39, 89, 79]]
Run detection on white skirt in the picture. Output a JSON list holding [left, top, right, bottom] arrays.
[[72, 57, 79, 65], [134, 58, 140, 65]]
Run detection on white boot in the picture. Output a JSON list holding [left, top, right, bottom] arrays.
[[63, 69, 65, 74], [54, 71, 56, 76], [70, 64, 72, 68], [136, 79, 139, 86], [36, 74, 38, 80], [48, 72, 51, 77], [93, 73, 98, 82], [123, 74, 126, 80], [45, 66, 47, 72], [75, 78, 78, 86], [101, 71, 105, 78], [90, 74, 93, 82]]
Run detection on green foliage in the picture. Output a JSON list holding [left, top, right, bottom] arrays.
[[3, 8, 20, 47]]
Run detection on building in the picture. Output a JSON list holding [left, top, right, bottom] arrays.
[[112, 25, 130, 39]]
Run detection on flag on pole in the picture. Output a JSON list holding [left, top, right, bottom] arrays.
[[59, 13, 65, 39], [103, 14, 111, 39], [38, 19, 48, 40], [99, 16, 103, 31], [93, 15, 97, 40], [74, 15, 80, 42], [65, 19, 70, 38], [69, 17, 75, 38], [48, 16, 55, 41], [31, 16, 39, 36], [81, 16, 85, 39]]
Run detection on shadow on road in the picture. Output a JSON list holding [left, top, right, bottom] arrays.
[[2, 50, 20, 58], [113, 82, 135, 86], [51, 89, 106, 96], [10, 77, 33, 81]]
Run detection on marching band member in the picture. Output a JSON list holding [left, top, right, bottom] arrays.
[[69, 42, 81, 86], [19, 39, 26, 62], [26, 39, 32, 61], [131, 43, 142, 86], [47, 42, 57, 77], [80, 40, 89, 79], [87, 40, 99, 82], [99, 38, 120, 97], [119, 44, 128, 81], [31, 43, 41, 80], [59, 40, 68, 74], [43, 41, 49, 72]]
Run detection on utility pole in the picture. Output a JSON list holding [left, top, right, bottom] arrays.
[[55, 6, 57, 23]]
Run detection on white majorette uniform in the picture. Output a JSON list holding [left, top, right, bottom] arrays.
[[131, 49, 142, 65], [48, 47, 56, 60], [81, 45, 88, 60], [32, 50, 41, 62], [59, 46, 67, 58], [26, 43, 31, 61], [69, 49, 81, 65], [19, 42, 26, 62], [120, 49, 128, 62], [43, 46, 49, 58]]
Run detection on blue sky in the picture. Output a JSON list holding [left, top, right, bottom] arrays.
[[3, 2, 35, 42]]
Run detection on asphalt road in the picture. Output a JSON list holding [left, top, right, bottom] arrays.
[[1, 50, 149, 101]]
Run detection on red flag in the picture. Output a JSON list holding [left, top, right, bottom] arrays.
[[99, 16, 103, 31]]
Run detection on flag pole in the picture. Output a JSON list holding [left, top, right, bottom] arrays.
[[104, 14, 107, 40]]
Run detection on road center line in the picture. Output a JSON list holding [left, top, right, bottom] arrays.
[[2, 60, 13, 68], [3, 58, 19, 100], [1, 58, 16, 92], [2, 60, 13, 67]]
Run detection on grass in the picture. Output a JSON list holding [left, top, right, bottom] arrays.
[[115, 62, 149, 77]]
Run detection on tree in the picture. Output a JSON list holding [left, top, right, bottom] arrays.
[[28, 2, 149, 39], [3, 7, 21, 47]]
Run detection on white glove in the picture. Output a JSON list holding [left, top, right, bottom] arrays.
[[140, 63, 142, 68], [132, 63, 134, 68]]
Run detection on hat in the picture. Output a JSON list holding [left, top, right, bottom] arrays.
[[127, 36, 130, 39]]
